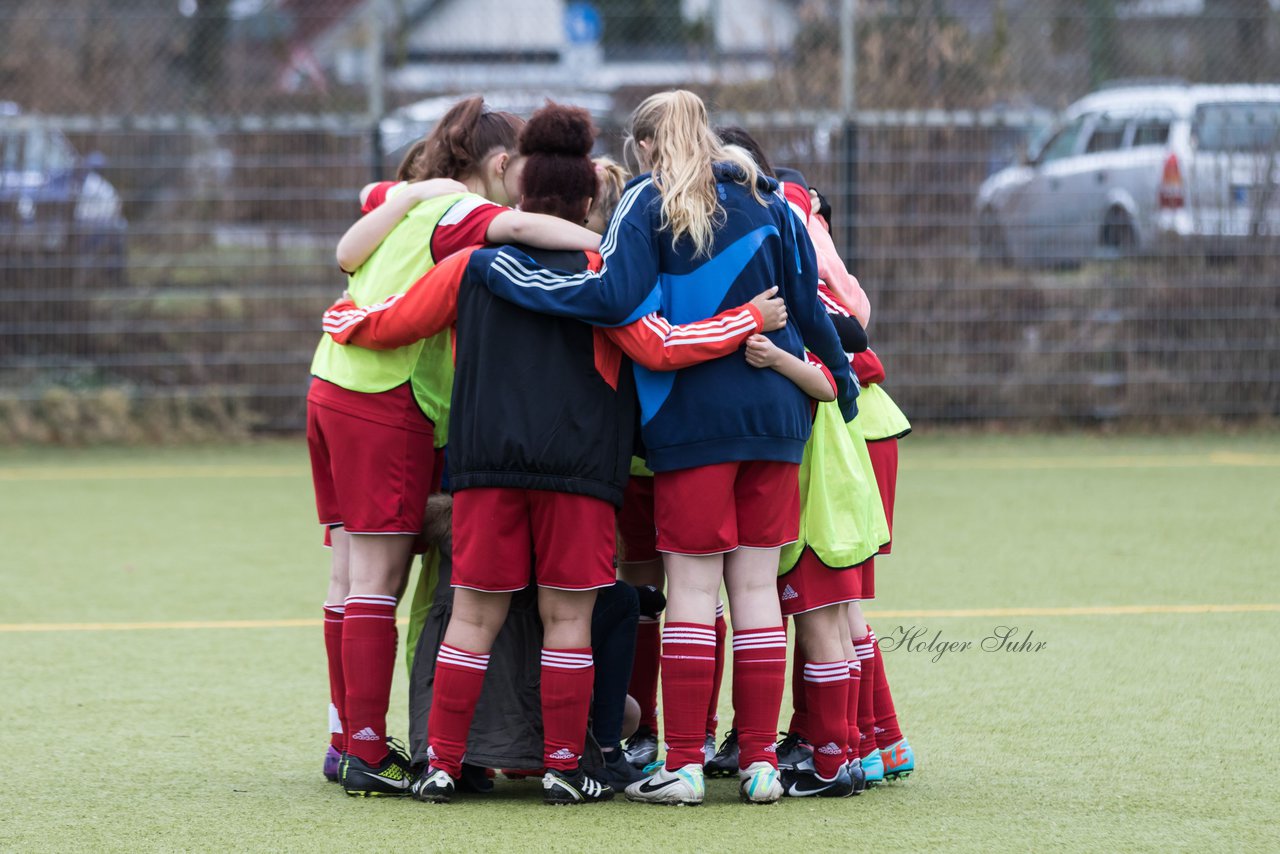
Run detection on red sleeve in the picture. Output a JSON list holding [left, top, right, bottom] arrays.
[[781, 181, 812, 221], [806, 351, 838, 399], [852, 348, 886, 386], [817, 283, 851, 317], [430, 197, 506, 259], [321, 248, 477, 349], [605, 304, 763, 371], [361, 181, 398, 214]]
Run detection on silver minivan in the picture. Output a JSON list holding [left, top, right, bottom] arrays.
[[976, 84, 1280, 263]]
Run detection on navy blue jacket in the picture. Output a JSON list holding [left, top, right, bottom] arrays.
[[472, 164, 856, 473]]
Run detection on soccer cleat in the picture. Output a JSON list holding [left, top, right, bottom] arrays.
[[738, 761, 783, 804], [849, 757, 867, 794], [780, 761, 855, 798], [410, 765, 456, 803], [340, 749, 412, 797], [704, 728, 739, 778], [880, 738, 915, 780], [323, 745, 342, 783], [774, 731, 813, 771], [543, 766, 615, 805], [623, 726, 659, 769], [625, 763, 705, 806], [703, 733, 717, 765], [861, 748, 885, 786], [599, 749, 646, 789], [458, 762, 494, 794]]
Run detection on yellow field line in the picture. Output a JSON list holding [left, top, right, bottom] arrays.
[[2, 604, 1276, 633]]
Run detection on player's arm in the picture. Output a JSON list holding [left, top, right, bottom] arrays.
[[484, 210, 601, 252], [809, 216, 871, 326], [322, 248, 476, 348], [336, 178, 468, 273], [744, 335, 837, 402], [606, 288, 786, 371], [477, 187, 663, 326]]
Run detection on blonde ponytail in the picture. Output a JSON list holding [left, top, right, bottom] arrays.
[[627, 90, 767, 257]]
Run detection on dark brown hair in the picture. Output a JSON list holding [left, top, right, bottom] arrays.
[[400, 96, 524, 181], [518, 102, 598, 223], [715, 125, 777, 179]]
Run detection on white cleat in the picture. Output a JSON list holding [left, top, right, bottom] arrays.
[[624, 763, 705, 806], [738, 760, 783, 804]]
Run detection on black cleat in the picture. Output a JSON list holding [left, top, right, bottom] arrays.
[[457, 762, 494, 794], [599, 748, 646, 789], [623, 726, 659, 769], [780, 761, 856, 798], [340, 748, 413, 797], [704, 728, 740, 778], [849, 757, 867, 794], [410, 765, 456, 803], [543, 766, 615, 805], [774, 731, 813, 771]]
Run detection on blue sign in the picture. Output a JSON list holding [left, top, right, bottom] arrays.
[[565, 2, 603, 44]]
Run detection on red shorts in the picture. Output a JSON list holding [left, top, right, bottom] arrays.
[[452, 488, 617, 592], [866, 438, 898, 555], [617, 476, 658, 563], [653, 460, 800, 555], [778, 548, 863, 616], [306, 379, 435, 536], [859, 558, 876, 600]]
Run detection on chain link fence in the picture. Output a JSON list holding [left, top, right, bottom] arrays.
[[2, 0, 1278, 441]]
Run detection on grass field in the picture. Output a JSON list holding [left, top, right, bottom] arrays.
[[3, 432, 1279, 852]]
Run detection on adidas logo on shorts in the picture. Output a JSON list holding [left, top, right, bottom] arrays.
[[352, 727, 381, 741], [781, 585, 799, 601], [548, 748, 577, 761], [817, 742, 844, 756]]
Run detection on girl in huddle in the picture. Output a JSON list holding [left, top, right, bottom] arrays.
[[311, 96, 600, 796], [318, 102, 788, 804], [475, 90, 856, 805]]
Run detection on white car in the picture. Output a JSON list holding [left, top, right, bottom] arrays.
[[976, 84, 1280, 264]]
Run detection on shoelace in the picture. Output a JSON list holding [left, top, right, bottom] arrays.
[[385, 736, 411, 764], [775, 731, 804, 754]]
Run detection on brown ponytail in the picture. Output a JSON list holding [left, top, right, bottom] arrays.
[[401, 96, 524, 182]]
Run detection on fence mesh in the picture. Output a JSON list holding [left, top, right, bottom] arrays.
[[2, 0, 1278, 440]]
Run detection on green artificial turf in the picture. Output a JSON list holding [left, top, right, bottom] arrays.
[[2, 433, 1278, 852]]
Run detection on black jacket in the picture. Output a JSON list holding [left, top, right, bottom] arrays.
[[447, 245, 637, 507]]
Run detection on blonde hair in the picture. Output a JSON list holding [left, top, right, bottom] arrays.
[[591, 156, 631, 223], [625, 90, 767, 257]]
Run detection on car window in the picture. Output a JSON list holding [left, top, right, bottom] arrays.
[[1194, 102, 1280, 152], [1132, 116, 1171, 147], [24, 129, 76, 174], [1085, 115, 1129, 153], [1037, 116, 1088, 164]]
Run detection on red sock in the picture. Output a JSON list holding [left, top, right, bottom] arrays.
[[803, 660, 850, 779], [853, 631, 878, 759], [426, 643, 490, 777], [705, 604, 727, 737], [869, 628, 904, 747], [541, 648, 594, 771], [731, 626, 787, 769], [629, 617, 661, 732], [845, 659, 862, 761], [788, 642, 809, 738], [342, 594, 398, 765], [323, 604, 347, 753], [660, 622, 716, 769]]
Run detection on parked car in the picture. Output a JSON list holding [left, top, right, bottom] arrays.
[[0, 102, 127, 286], [976, 84, 1280, 264]]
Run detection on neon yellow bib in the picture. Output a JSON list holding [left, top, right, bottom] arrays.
[[855, 383, 911, 441], [780, 401, 890, 575], [310, 190, 470, 444]]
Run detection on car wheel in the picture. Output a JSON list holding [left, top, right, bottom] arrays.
[[1101, 207, 1136, 254], [978, 209, 1011, 266]]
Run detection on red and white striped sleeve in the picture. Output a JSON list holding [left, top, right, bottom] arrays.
[[805, 351, 838, 399], [604, 303, 764, 371]]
